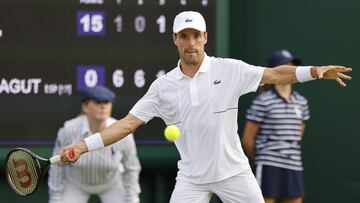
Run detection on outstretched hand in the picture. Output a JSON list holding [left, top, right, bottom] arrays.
[[316, 66, 352, 87]]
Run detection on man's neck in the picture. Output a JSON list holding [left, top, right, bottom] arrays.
[[180, 63, 200, 78], [179, 55, 205, 78]]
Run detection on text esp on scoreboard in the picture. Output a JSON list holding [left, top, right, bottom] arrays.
[[0, 0, 216, 144]]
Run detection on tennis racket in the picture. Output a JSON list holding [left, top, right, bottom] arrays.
[[5, 147, 74, 196]]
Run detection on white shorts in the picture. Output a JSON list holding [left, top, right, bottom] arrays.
[[170, 169, 264, 203]]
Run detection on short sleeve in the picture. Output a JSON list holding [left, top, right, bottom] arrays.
[[236, 60, 264, 96], [246, 97, 267, 123], [129, 80, 161, 123], [302, 99, 310, 122]]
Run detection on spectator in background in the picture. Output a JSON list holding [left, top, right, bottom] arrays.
[[242, 50, 308, 203], [48, 85, 141, 203]]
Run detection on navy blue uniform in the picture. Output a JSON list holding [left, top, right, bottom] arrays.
[[246, 87, 309, 197]]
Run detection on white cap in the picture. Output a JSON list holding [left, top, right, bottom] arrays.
[[173, 11, 206, 33]]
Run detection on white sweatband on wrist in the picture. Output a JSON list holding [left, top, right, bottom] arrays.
[[84, 133, 104, 152], [295, 66, 316, 82]]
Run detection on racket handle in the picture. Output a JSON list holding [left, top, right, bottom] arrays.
[[49, 149, 75, 164], [68, 149, 75, 159], [49, 155, 61, 164]]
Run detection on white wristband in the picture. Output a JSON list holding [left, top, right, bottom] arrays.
[[84, 133, 104, 152], [295, 66, 316, 82]]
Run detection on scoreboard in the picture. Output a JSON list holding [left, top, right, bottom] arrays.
[[0, 0, 216, 145]]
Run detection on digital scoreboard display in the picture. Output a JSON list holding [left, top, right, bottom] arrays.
[[0, 0, 216, 145]]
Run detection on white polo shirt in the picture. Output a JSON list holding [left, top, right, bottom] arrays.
[[130, 54, 264, 184]]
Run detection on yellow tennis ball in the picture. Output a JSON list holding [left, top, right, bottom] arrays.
[[164, 125, 180, 141]]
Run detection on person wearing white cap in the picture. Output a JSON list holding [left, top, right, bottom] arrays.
[[58, 11, 352, 203]]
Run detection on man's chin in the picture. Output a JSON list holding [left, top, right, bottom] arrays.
[[183, 57, 200, 66]]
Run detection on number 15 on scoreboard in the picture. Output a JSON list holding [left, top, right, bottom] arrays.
[[77, 11, 106, 36]]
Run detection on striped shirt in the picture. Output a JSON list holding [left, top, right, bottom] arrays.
[[246, 87, 310, 171], [48, 115, 141, 202]]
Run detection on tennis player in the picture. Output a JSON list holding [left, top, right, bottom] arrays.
[[60, 11, 351, 203]]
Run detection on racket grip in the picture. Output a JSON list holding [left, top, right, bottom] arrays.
[[49, 149, 74, 164], [68, 149, 75, 159], [49, 155, 61, 164]]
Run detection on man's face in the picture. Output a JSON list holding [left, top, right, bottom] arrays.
[[173, 28, 208, 67], [82, 100, 112, 121]]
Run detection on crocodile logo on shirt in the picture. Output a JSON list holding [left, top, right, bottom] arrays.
[[214, 80, 221, 85]]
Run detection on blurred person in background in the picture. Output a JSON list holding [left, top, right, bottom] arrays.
[[242, 50, 308, 203], [48, 85, 141, 203]]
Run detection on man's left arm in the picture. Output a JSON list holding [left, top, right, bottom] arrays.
[[261, 65, 352, 87]]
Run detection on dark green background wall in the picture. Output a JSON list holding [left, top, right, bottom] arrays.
[[230, 0, 360, 202], [1, 0, 359, 202]]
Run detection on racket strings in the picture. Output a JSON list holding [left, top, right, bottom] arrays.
[[6, 150, 39, 195]]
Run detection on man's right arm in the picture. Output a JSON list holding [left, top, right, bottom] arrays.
[[61, 114, 144, 163], [62, 79, 161, 163], [100, 114, 144, 147]]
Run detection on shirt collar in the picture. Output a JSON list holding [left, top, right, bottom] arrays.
[[271, 86, 295, 103], [175, 53, 210, 80]]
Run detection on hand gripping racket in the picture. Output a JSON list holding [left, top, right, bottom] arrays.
[[5, 147, 74, 196]]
